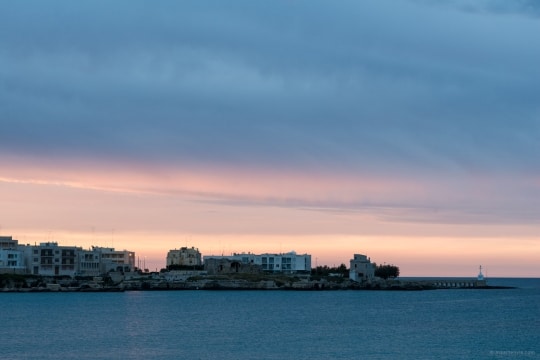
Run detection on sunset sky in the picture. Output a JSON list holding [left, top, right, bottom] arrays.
[[1, 1, 539, 276]]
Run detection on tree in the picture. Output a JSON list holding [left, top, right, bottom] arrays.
[[311, 265, 331, 276], [335, 263, 348, 276], [375, 264, 400, 279], [311, 264, 349, 276]]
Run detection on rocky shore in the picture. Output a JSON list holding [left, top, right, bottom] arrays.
[[1, 272, 513, 292]]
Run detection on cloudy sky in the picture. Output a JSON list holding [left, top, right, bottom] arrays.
[[1, 0, 539, 276]]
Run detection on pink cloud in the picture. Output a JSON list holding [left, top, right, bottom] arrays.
[[2, 154, 539, 277]]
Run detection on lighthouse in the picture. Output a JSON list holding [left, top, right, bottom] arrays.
[[477, 265, 484, 281]]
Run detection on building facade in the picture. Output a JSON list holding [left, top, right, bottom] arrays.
[[24, 242, 80, 277], [204, 258, 262, 275], [0, 236, 26, 274], [166, 247, 202, 267], [349, 254, 375, 282], [94, 246, 135, 273], [0, 249, 26, 274], [77, 249, 102, 277], [0, 236, 136, 277], [203, 251, 311, 274], [0, 236, 18, 249]]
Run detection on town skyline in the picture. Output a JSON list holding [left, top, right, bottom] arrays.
[[1, 1, 539, 277], [0, 232, 533, 278]]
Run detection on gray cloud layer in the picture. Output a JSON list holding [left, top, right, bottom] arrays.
[[1, 0, 539, 177]]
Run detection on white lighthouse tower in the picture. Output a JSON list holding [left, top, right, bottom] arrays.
[[477, 265, 484, 281]]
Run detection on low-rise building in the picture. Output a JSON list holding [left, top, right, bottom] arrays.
[[0, 236, 19, 249], [204, 251, 311, 274], [77, 249, 102, 277], [0, 249, 26, 274], [94, 246, 135, 273], [166, 247, 202, 267], [0, 235, 136, 277], [204, 258, 262, 275], [0, 236, 26, 274], [24, 242, 80, 277], [349, 254, 375, 282]]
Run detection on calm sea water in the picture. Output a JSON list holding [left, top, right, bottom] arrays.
[[1, 278, 539, 360]]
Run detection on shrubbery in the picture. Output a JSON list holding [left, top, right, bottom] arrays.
[[374, 264, 400, 279]]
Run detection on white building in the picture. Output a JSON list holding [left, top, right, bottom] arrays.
[[0, 249, 26, 274], [93, 246, 135, 273], [0, 236, 136, 277], [166, 247, 202, 267], [349, 254, 375, 282], [77, 249, 102, 277], [0, 236, 18, 250], [0, 236, 25, 273], [204, 251, 311, 273], [24, 242, 80, 277]]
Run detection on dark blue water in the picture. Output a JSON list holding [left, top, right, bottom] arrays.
[[1, 278, 539, 359]]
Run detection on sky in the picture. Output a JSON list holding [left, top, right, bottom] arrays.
[[1, 0, 539, 276]]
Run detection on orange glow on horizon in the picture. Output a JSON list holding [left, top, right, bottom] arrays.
[[5, 228, 539, 277], [1, 154, 539, 278]]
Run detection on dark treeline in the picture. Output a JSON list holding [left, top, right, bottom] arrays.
[[164, 265, 204, 271], [373, 264, 400, 279], [311, 264, 348, 277], [311, 263, 400, 280]]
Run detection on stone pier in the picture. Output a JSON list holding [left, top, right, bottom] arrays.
[[419, 279, 487, 289]]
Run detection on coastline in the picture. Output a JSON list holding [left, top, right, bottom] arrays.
[[0, 273, 517, 292]]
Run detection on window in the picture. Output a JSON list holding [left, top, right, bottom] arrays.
[[62, 250, 75, 257]]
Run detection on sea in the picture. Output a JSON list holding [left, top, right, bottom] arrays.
[[1, 278, 539, 360]]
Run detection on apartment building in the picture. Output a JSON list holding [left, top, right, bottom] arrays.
[[0, 236, 136, 277], [204, 251, 311, 274]]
